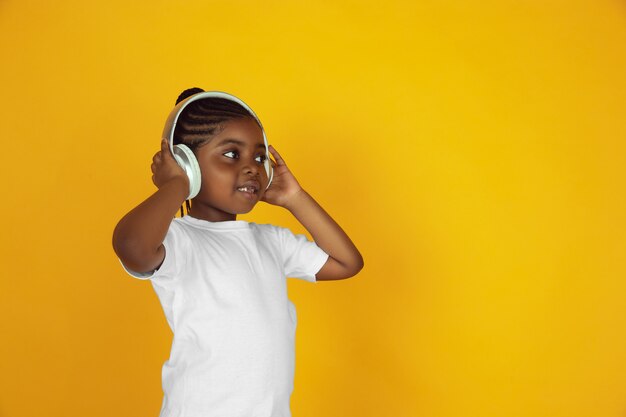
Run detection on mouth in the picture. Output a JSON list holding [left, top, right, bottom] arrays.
[[236, 186, 258, 195], [236, 180, 261, 198]]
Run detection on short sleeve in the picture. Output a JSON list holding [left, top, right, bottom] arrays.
[[278, 226, 330, 283], [118, 219, 188, 283]]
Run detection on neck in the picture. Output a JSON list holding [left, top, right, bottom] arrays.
[[187, 201, 237, 222]]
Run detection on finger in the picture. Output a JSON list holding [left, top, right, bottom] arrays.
[[268, 145, 286, 165], [161, 138, 172, 157]]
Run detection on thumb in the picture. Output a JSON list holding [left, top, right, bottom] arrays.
[[161, 138, 174, 159]]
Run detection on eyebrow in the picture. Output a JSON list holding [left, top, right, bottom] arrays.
[[216, 138, 266, 149]]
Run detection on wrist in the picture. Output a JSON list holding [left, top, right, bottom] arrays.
[[164, 176, 190, 202], [284, 188, 308, 212]]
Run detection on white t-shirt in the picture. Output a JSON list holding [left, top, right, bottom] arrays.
[[118, 215, 329, 417]]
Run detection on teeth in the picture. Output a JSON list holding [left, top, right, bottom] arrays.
[[238, 187, 255, 193]]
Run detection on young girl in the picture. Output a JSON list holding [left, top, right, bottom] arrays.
[[112, 88, 363, 417]]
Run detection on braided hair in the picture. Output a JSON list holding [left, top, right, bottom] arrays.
[[173, 87, 259, 217]]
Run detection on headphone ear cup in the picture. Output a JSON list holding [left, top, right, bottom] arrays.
[[263, 140, 273, 190], [264, 158, 273, 190], [172, 144, 202, 199]]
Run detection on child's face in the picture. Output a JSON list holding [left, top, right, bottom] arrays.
[[189, 117, 270, 221]]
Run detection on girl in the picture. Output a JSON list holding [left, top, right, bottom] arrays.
[[112, 88, 363, 417]]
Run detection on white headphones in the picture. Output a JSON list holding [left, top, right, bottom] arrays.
[[162, 91, 274, 200]]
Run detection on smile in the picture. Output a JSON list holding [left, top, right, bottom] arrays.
[[237, 186, 257, 194], [237, 187, 258, 200]]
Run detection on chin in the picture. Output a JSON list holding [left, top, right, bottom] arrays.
[[238, 204, 257, 214]]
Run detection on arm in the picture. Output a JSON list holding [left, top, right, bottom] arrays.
[[112, 138, 189, 274], [285, 189, 364, 280], [261, 145, 364, 281]]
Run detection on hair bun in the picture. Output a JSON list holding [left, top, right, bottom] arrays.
[[176, 87, 205, 105]]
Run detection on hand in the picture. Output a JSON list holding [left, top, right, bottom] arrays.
[[151, 138, 190, 193], [260, 145, 304, 208]]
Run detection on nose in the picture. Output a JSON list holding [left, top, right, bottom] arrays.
[[243, 160, 260, 177]]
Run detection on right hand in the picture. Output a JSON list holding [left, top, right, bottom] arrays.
[[151, 138, 190, 193]]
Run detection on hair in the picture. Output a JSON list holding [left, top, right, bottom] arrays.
[[173, 87, 259, 217]]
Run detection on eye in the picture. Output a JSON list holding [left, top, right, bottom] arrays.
[[223, 150, 239, 159], [256, 154, 267, 163]]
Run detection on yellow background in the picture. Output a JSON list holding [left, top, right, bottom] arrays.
[[1, 1, 625, 416]]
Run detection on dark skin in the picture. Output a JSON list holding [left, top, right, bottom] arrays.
[[113, 117, 363, 280]]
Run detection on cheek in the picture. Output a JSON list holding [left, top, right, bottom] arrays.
[[200, 164, 233, 188]]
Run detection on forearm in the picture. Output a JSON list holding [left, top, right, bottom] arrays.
[[112, 177, 188, 266], [285, 189, 363, 271]]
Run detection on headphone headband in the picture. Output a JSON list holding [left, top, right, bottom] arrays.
[[162, 91, 268, 154]]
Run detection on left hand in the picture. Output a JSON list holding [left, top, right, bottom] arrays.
[[260, 145, 304, 208]]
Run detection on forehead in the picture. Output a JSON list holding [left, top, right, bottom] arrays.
[[219, 117, 263, 141], [197, 117, 265, 153]]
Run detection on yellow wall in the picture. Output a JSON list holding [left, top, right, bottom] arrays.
[[1, 1, 625, 416]]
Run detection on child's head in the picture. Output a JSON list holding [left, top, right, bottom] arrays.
[[173, 88, 270, 221], [173, 87, 261, 151]]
